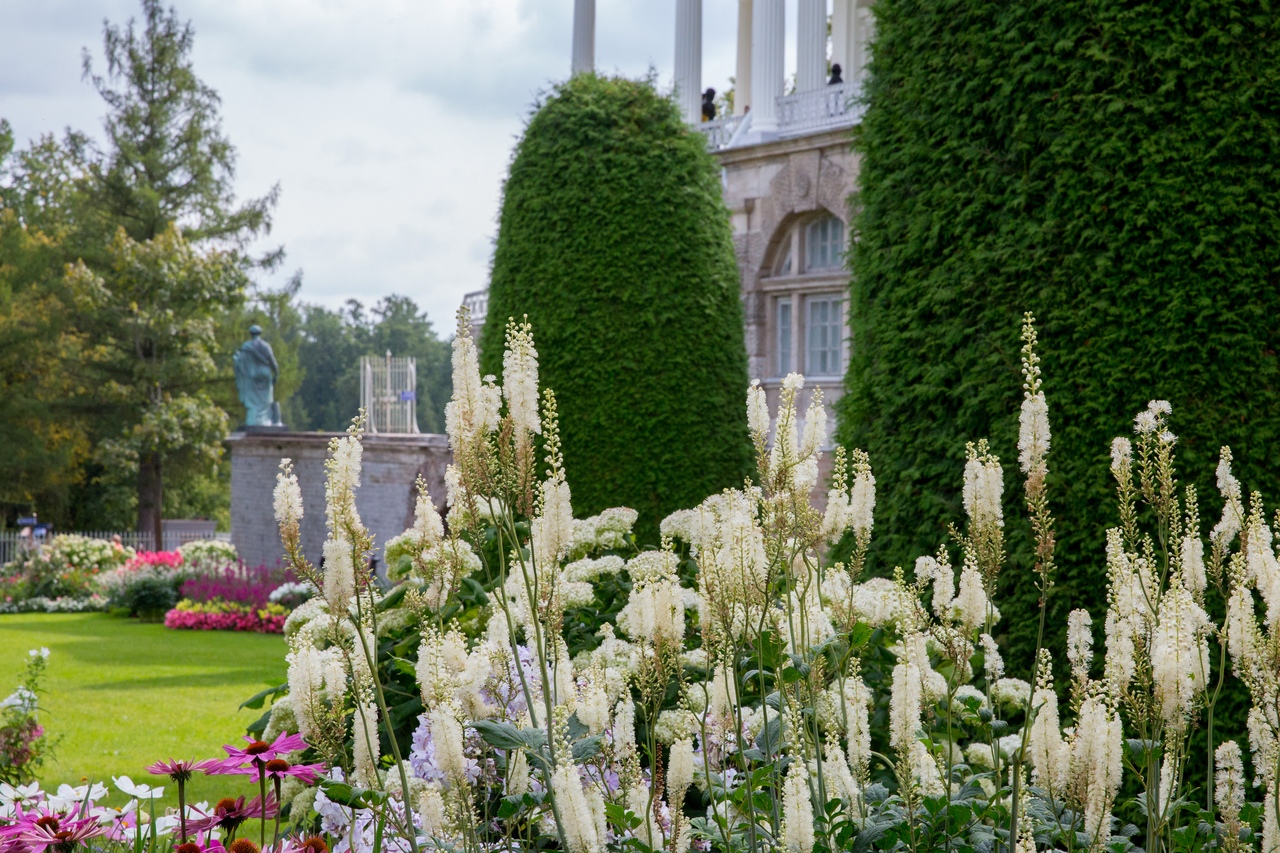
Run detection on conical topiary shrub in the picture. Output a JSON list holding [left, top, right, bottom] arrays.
[[482, 74, 753, 543]]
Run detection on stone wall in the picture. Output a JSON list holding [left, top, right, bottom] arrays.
[[228, 431, 451, 572]]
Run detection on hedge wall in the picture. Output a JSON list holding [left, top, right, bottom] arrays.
[[482, 74, 753, 544], [838, 0, 1280, 670]]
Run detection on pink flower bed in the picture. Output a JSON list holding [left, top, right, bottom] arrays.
[[163, 607, 286, 633], [124, 550, 183, 571]]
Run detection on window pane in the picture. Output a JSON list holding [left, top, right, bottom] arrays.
[[806, 216, 845, 271], [807, 297, 842, 376], [777, 299, 792, 375]]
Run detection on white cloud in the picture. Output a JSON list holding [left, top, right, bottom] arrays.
[[1, 0, 777, 328]]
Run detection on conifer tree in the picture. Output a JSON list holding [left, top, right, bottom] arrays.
[[483, 74, 752, 542]]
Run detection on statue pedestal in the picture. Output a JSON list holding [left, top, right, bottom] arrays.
[[236, 425, 290, 434], [227, 431, 451, 572]]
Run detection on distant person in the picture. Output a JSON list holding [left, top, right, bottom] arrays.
[[702, 88, 717, 121], [829, 63, 844, 85], [111, 534, 124, 552]]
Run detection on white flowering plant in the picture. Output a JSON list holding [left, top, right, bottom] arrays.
[[265, 312, 1276, 853]]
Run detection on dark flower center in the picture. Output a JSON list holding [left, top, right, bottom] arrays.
[[264, 759, 290, 773], [214, 798, 239, 813], [176, 844, 202, 853], [229, 839, 260, 853], [35, 817, 59, 831], [301, 837, 329, 853], [244, 741, 271, 755]]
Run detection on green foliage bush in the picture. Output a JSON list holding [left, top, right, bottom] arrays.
[[838, 0, 1280, 672], [482, 74, 753, 543]]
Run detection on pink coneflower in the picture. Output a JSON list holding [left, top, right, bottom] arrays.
[[145, 758, 222, 783], [146, 757, 221, 841], [230, 758, 325, 786], [218, 733, 307, 769], [186, 796, 277, 842], [20, 815, 107, 853]]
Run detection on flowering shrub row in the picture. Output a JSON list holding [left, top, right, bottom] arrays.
[[250, 312, 1280, 853], [0, 535, 131, 602], [164, 600, 289, 633]]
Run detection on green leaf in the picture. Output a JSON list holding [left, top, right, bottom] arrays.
[[572, 735, 603, 762], [239, 683, 288, 711]]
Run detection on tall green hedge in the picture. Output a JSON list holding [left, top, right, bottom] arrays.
[[482, 74, 753, 543], [839, 0, 1280, 668]]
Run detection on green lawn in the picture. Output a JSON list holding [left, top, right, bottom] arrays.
[[0, 613, 286, 808]]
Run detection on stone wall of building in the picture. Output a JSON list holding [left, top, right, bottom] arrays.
[[717, 129, 859, 498], [228, 431, 451, 572]]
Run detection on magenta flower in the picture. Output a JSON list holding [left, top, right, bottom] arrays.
[[20, 815, 107, 853], [185, 796, 277, 839], [145, 758, 223, 783], [215, 732, 307, 771], [227, 758, 325, 785]]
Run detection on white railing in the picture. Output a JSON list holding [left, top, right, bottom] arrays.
[[0, 528, 230, 566], [700, 114, 747, 150], [777, 81, 863, 137], [700, 82, 863, 149]]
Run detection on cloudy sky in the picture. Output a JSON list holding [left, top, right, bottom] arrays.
[[1, 0, 806, 330]]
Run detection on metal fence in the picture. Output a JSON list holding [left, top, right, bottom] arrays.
[[0, 529, 231, 566], [360, 352, 420, 434]]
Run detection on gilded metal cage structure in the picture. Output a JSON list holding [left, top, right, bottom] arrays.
[[360, 352, 419, 434]]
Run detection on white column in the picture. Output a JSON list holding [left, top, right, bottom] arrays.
[[571, 0, 595, 76], [750, 0, 784, 133], [735, 0, 753, 115], [796, 0, 827, 92], [674, 0, 703, 123], [831, 0, 854, 83], [853, 1, 875, 86]]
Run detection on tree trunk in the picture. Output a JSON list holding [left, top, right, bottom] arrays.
[[137, 452, 164, 551]]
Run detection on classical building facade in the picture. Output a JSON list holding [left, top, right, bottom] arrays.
[[474, 0, 870, 446]]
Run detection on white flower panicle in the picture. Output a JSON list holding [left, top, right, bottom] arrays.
[[747, 380, 770, 440], [782, 758, 814, 853], [800, 390, 827, 459], [1018, 391, 1050, 476], [411, 483, 445, 546], [953, 549, 998, 631], [445, 309, 499, 446], [1110, 437, 1132, 480], [553, 762, 602, 853], [1212, 447, 1244, 549], [1181, 533, 1206, 598], [1070, 694, 1124, 845], [502, 318, 542, 438], [915, 554, 954, 619], [1027, 652, 1069, 792], [1067, 609, 1093, 681], [667, 738, 695, 805], [964, 442, 1005, 528], [352, 702, 380, 788], [980, 633, 1005, 682], [845, 676, 872, 780], [848, 451, 876, 538], [322, 537, 356, 614], [274, 460, 304, 528], [1151, 577, 1211, 734], [1215, 740, 1245, 826], [889, 659, 923, 751]]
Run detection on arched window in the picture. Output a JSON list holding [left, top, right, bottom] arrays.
[[806, 216, 844, 271], [764, 213, 848, 380]]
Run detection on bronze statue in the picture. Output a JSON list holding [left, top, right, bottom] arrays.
[[233, 324, 283, 427]]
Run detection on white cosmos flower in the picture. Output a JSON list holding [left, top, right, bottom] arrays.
[[113, 776, 163, 800]]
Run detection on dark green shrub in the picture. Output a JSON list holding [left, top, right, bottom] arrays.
[[838, 0, 1280, 675], [118, 575, 180, 621], [481, 74, 753, 544]]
